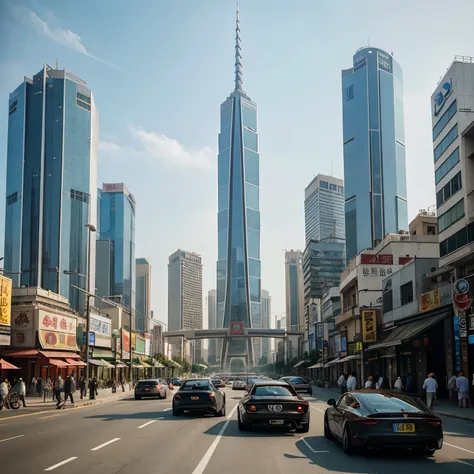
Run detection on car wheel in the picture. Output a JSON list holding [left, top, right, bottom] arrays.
[[163, 391, 167, 400], [296, 423, 310, 433], [172, 405, 180, 416], [342, 424, 353, 454], [135, 395, 141, 400], [238, 411, 251, 431], [324, 413, 333, 440], [216, 402, 226, 417]]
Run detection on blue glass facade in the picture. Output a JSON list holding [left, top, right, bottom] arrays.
[[98, 183, 136, 312], [4, 65, 98, 312], [342, 48, 408, 262]]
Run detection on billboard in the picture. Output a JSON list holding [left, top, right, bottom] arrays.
[[122, 329, 130, 359], [362, 310, 377, 343], [38, 330, 79, 350], [419, 288, 440, 313], [0, 276, 12, 338]]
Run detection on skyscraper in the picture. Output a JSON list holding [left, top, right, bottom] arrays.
[[97, 183, 136, 312], [342, 47, 408, 262], [168, 249, 203, 359], [4, 64, 98, 312], [207, 289, 217, 364], [261, 289, 271, 364], [284, 250, 304, 331], [216, 8, 260, 367], [305, 174, 345, 245], [136, 257, 152, 333]]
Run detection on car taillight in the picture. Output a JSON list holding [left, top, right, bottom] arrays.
[[362, 420, 380, 425], [296, 401, 309, 413], [209, 392, 216, 399], [157, 384, 162, 390], [247, 404, 257, 412], [429, 420, 441, 425], [174, 394, 181, 400]]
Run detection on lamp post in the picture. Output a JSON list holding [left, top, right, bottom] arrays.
[[84, 224, 96, 383]]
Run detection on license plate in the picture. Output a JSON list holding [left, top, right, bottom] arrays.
[[270, 420, 284, 425], [191, 396, 199, 400], [144, 388, 150, 391], [393, 423, 415, 433]]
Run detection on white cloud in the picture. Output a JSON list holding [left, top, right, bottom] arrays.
[[26, 10, 122, 71], [100, 127, 214, 169]]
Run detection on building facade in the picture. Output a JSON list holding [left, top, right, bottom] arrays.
[[284, 250, 305, 331], [342, 47, 408, 262], [135, 258, 151, 333], [207, 289, 218, 364], [97, 183, 136, 312], [261, 289, 271, 364], [4, 64, 98, 312], [216, 9, 260, 367], [304, 174, 345, 244]]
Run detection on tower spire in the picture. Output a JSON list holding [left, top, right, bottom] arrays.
[[234, 4, 243, 91]]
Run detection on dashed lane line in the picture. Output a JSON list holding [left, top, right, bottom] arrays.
[[44, 457, 78, 471], [138, 420, 156, 429], [0, 434, 24, 444], [310, 405, 326, 414], [39, 414, 64, 420], [91, 437, 121, 451], [444, 442, 474, 455], [300, 437, 331, 454], [162, 408, 171, 412]]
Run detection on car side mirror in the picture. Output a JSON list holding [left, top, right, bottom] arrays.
[[327, 398, 336, 406], [244, 391, 249, 396]]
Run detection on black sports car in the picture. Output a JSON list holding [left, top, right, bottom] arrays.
[[172, 378, 226, 416], [279, 376, 313, 396], [324, 390, 443, 455], [237, 381, 310, 433]]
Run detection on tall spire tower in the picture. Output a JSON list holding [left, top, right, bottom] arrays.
[[216, 7, 261, 368]]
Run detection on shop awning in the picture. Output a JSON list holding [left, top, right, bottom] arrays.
[[169, 361, 181, 368], [100, 359, 114, 368], [293, 360, 309, 368], [152, 361, 165, 368], [66, 358, 87, 367], [309, 362, 324, 369], [3, 349, 40, 357], [338, 354, 361, 363], [49, 359, 69, 367], [89, 359, 108, 367], [141, 361, 153, 368], [324, 357, 341, 368], [115, 362, 128, 368], [40, 351, 81, 359], [0, 358, 19, 370], [133, 364, 144, 368], [367, 309, 450, 351]]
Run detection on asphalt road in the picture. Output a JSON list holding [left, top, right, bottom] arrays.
[[1, 387, 474, 473]]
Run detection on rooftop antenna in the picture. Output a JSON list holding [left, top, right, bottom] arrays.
[[234, 3, 243, 91]]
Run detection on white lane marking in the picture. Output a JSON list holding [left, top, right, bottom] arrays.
[[91, 437, 121, 451], [39, 414, 64, 420], [162, 408, 171, 412], [44, 457, 78, 471], [192, 405, 238, 474], [158, 417, 164, 420], [310, 405, 326, 414], [0, 434, 24, 444], [301, 437, 330, 454], [137, 420, 156, 429], [444, 442, 474, 455]]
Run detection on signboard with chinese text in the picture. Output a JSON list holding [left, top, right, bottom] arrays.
[[362, 310, 377, 343], [360, 254, 393, 265], [229, 321, 244, 335], [11, 309, 34, 347], [38, 310, 76, 335], [122, 329, 130, 359], [134, 335, 146, 354], [348, 341, 363, 355], [316, 323, 323, 339], [38, 329, 79, 351], [0, 275, 12, 329], [340, 336, 347, 357], [419, 288, 440, 313], [89, 312, 112, 348]]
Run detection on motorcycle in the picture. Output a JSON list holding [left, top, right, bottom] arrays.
[[0, 392, 21, 410]]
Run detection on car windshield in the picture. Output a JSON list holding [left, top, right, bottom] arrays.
[[288, 377, 307, 384], [136, 380, 157, 386], [181, 380, 211, 390], [362, 393, 424, 413], [253, 385, 295, 396]]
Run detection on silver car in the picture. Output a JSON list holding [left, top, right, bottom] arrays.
[[134, 378, 169, 400], [232, 380, 247, 390]]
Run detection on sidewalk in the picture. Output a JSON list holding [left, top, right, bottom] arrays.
[[310, 384, 474, 422]]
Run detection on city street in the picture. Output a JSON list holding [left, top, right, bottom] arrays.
[[1, 387, 474, 473]]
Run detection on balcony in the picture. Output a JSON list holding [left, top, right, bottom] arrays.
[[335, 307, 358, 327]]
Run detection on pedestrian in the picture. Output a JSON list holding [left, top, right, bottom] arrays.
[[11, 378, 27, 407], [337, 373, 346, 395], [347, 371, 357, 391], [423, 373, 438, 409], [456, 372, 470, 408], [30, 376, 36, 395], [431, 373, 438, 406], [43, 377, 52, 402], [64, 375, 75, 405], [376, 375, 384, 390], [406, 372, 415, 394], [36, 377, 42, 397], [365, 376, 374, 389], [54, 375, 64, 406], [448, 374, 458, 405], [79, 376, 86, 399], [88, 378, 98, 400], [0, 379, 8, 403], [394, 376, 403, 391]]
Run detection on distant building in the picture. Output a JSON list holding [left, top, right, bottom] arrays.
[[409, 210, 437, 237], [207, 289, 217, 364], [261, 289, 271, 364], [284, 250, 305, 331], [305, 174, 345, 245], [135, 258, 152, 333]]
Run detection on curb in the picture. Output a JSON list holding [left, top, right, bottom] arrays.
[[435, 411, 474, 423]]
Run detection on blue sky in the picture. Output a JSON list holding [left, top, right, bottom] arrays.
[[0, 0, 472, 324]]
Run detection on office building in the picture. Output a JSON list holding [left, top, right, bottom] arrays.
[[168, 249, 203, 360], [216, 8, 260, 367], [207, 289, 218, 364], [284, 250, 304, 331], [136, 258, 152, 333], [261, 289, 271, 364], [4, 64, 98, 312], [342, 47, 408, 262], [97, 183, 136, 313], [304, 174, 345, 244]]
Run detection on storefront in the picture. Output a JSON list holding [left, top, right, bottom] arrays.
[[88, 312, 114, 381]]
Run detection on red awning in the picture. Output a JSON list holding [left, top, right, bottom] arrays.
[[39, 351, 81, 359], [0, 358, 20, 370], [66, 358, 86, 367], [3, 349, 40, 357], [49, 359, 69, 367]]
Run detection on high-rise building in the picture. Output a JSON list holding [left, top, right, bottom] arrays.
[[136, 257, 152, 333], [305, 174, 345, 244], [207, 289, 218, 364], [4, 64, 98, 312], [284, 250, 304, 331], [168, 249, 203, 360], [216, 8, 260, 367], [342, 47, 408, 262], [261, 289, 271, 364], [97, 183, 136, 314]]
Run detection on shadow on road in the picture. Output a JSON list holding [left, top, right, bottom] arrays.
[[204, 420, 297, 438]]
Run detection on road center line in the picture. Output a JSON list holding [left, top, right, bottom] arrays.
[[39, 414, 64, 420], [162, 408, 171, 412], [444, 442, 474, 455], [192, 405, 238, 474], [137, 420, 156, 429], [0, 434, 24, 444], [91, 438, 121, 451], [301, 437, 330, 454], [310, 405, 326, 414], [44, 457, 78, 471]]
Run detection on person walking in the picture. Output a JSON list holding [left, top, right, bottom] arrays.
[[448, 374, 458, 405], [11, 378, 27, 407], [43, 377, 52, 402], [337, 373, 347, 395], [64, 375, 76, 405], [347, 371, 357, 391], [54, 375, 64, 406], [423, 373, 438, 409], [365, 376, 374, 389], [30, 376, 36, 395], [456, 372, 470, 408], [394, 376, 403, 391], [36, 377, 42, 397], [0, 379, 8, 404], [79, 376, 87, 399]]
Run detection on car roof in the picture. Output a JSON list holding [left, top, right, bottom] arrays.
[[183, 378, 210, 382], [252, 380, 291, 387], [137, 379, 160, 382]]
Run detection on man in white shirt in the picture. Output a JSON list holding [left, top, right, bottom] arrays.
[[423, 374, 438, 408], [456, 372, 470, 408], [347, 372, 357, 391], [337, 374, 346, 395]]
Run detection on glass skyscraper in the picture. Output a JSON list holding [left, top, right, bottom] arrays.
[[342, 47, 408, 262], [217, 8, 260, 367], [4, 64, 98, 312], [97, 183, 136, 312]]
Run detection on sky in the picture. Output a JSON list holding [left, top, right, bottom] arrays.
[[0, 0, 472, 326]]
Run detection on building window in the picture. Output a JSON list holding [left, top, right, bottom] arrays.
[[70, 189, 90, 204], [438, 198, 464, 233], [345, 85, 354, 101], [427, 226, 436, 235], [436, 171, 462, 207], [433, 100, 457, 141], [383, 290, 393, 313], [76, 92, 91, 112], [400, 282, 413, 306], [434, 124, 458, 162], [8, 100, 17, 116], [320, 181, 329, 189], [6, 192, 18, 206], [435, 147, 459, 184]]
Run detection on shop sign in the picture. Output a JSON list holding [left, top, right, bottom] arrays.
[[459, 313, 467, 338], [89, 313, 111, 337], [0, 334, 10, 345], [362, 310, 377, 343], [469, 315, 474, 331], [134, 335, 146, 354], [419, 288, 440, 313], [38, 310, 76, 335], [11, 309, 35, 347], [316, 323, 323, 338], [0, 275, 12, 327], [453, 279, 472, 312], [361, 254, 393, 265], [453, 315, 462, 372], [122, 329, 130, 359], [359, 266, 398, 278], [38, 329, 79, 350], [340, 336, 347, 356], [348, 341, 363, 355], [335, 334, 341, 354]]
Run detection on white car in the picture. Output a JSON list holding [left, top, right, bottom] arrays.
[[232, 380, 247, 390]]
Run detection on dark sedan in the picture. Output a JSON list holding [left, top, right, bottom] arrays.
[[172, 378, 226, 416], [279, 376, 312, 396], [237, 381, 310, 433], [324, 390, 443, 455], [134, 379, 169, 400]]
